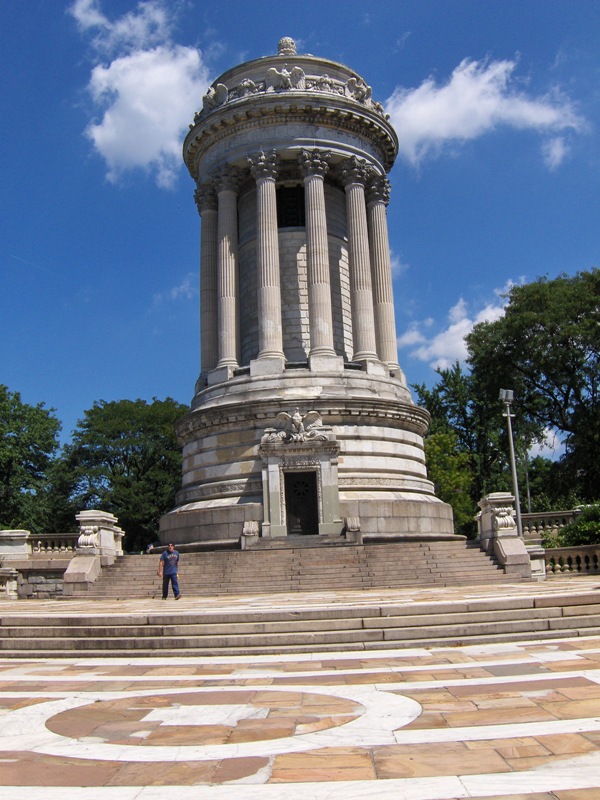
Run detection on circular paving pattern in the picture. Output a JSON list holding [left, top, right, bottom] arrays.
[[46, 689, 365, 745]]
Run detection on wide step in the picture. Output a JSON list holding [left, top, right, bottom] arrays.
[[2, 589, 600, 658]]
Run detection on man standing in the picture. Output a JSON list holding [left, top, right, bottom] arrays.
[[158, 543, 181, 599]]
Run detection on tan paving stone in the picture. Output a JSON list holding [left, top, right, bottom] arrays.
[[441, 706, 558, 726], [537, 732, 598, 754], [105, 760, 219, 785], [464, 737, 551, 758], [401, 710, 450, 729], [554, 790, 600, 799], [270, 750, 375, 782], [0, 751, 121, 786], [212, 756, 270, 783], [371, 741, 511, 778], [539, 697, 600, 719]]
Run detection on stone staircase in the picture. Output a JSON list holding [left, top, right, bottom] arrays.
[[1, 588, 599, 658], [71, 539, 511, 599]]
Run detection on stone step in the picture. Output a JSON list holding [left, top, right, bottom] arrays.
[[2, 590, 600, 658]]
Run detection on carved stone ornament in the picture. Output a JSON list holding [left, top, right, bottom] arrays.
[[194, 182, 217, 213], [261, 408, 330, 443], [192, 40, 386, 123], [366, 174, 391, 205], [265, 65, 305, 92], [345, 76, 372, 103], [278, 37, 297, 56], [248, 149, 278, 181], [493, 507, 517, 531], [77, 525, 99, 548], [202, 83, 228, 111], [298, 149, 331, 178]]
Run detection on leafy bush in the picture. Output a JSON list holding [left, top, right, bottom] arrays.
[[558, 504, 600, 547]]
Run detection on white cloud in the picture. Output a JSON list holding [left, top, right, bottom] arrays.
[[153, 272, 198, 305], [390, 249, 409, 277], [70, 1, 210, 188], [71, 0, 172, 54], [529, 427, 565, 460], [385, 57, 584, 167], [398, 292, 506, 370], [541, 136, 569, 170]]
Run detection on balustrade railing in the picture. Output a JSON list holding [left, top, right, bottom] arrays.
[[29, 533, 79, 554], [544, 544, 600, 576], [521, 510, 579, 542]]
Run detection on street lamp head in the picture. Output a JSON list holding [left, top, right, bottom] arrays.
[[499, 389, 514, 402]]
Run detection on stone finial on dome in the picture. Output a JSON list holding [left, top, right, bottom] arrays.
[[277, 37, 296, 56]]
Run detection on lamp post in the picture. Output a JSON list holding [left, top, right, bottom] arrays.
[[499, 389, 523, 538]]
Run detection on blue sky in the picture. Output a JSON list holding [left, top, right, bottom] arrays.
[[1, 0, 599, 446]]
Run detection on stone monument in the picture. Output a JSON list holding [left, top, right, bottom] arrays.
[[159, 37, 454, 546]]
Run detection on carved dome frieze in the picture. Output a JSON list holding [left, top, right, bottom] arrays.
[[193, 67, 384, 127], [183, 40, 398, 180]]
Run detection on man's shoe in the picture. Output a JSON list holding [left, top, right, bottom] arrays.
[[175, 594, 182, 600]]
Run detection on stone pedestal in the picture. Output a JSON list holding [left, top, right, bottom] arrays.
[[477, 493, 532, 579]]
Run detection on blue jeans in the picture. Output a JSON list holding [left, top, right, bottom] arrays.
[[162, 573, 180, 598]]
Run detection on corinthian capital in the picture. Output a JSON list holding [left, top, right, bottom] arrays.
[[366, 174, 391, 205], [248, 150, 278, 181], [340, 156, 371, 188], [298, 149, 331, 179], [214, 164, 243, 193], [194, 182, 217, 214]]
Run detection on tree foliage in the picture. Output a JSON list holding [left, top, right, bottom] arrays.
[[466, 269, 600, 500], [548, 503, 600, 548], [61, 398, 188, 551], [0, 385, 61, 533], [414, 362, 513, 532], [422, 430, 474, 535]]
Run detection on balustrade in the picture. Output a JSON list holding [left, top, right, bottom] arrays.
[[30, 533, 79, 554], [522, 509, 579, 542], [544, 544, 600, 576]]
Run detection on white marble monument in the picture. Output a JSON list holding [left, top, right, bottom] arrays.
[[159, 37, 454, 545]]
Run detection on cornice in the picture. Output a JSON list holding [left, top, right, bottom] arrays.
[[183, 97, 398, 179]]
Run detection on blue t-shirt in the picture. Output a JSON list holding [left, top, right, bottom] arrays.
[[160, 549, 179, 576]]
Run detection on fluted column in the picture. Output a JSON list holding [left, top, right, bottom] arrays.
[[248, 150, 284, 362], [215, 165, 241, 370], [194, 183, 218, 380], [367, 175, 402, 377], [299, 149, 336, 359], [341, 157, 378, 362]]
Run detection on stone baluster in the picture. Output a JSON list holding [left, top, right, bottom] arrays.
[[215, 165, 242, 371], [340, 157, 378, 363], [248, 150, 285, 368], [195, 183, 218, 379], [366, 174, 403, 378], [299, 149, 338, 363]]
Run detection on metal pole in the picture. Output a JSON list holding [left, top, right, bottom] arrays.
[[500, 390, 523, 538]]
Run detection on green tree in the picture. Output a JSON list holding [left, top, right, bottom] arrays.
[[414, 363, 511, 510], [62, 398, 188, 551], [466, 269, 600, 501], [0, 385, 61, 533], [423, 430, 475, 536]]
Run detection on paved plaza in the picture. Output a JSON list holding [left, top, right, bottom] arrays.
[[0, 580, 599, 798]]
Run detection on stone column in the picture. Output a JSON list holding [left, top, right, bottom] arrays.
[[213, 165, 241, 378], [299, 149, 342, 372], [366, 174, 403, 379], [248, 150, 285, 374], [340, 157, 379, 365], [194, 183, 218, 385]]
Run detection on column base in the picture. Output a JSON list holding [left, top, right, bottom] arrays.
[[309, 353, 345, 373], [355, 358, 388, 376], [207, 365, 236, 385], [250, 356, 286, 376]]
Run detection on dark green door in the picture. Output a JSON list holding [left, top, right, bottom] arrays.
[[284, 472, 318, 535]]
